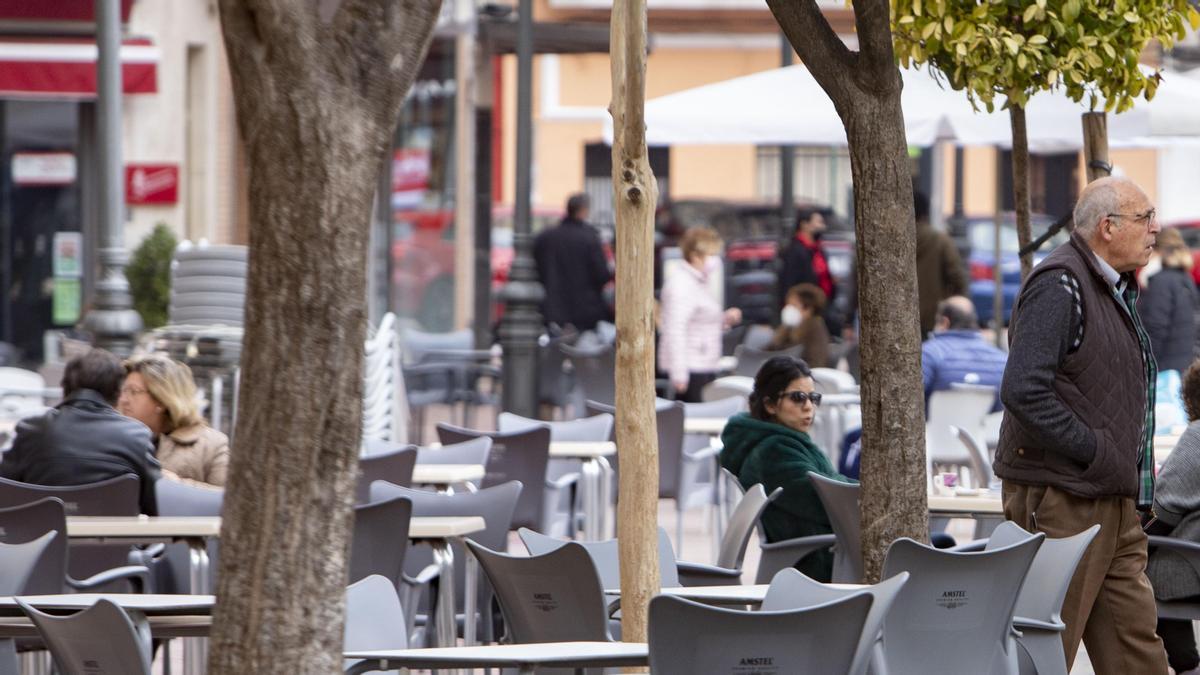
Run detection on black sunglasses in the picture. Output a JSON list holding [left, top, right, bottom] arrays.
[[779, 390, 822, 406]]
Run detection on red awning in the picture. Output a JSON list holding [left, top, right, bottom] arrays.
[[0, 37, 157, 98]]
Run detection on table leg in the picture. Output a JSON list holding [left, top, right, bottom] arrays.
[[596, 456, 613, 540], [462, 540, 479, 646], [579, 458, 601, 541], [430, 541, 457, 648], [183, 539, 210, 675]]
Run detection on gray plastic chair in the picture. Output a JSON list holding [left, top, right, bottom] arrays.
[[0, 532, 57, 594], [952, 425, 995, 490], [350, 496, 413, 591], [732, 344, 803, 378], [436, 423, 572, 536], [0, 497, 148, 594], [762, 568, 909, 675], [153, 479, 224, 594], [680, 397, 746, 550], [369, 480, 522, 645], [499, 412, 612, 528], [17, 597, 152, 675], [648, 592, 873, 675], [986, 522, 1100, 675], [0, 475, 143, 586], [416, 436, 492, 466], [677, 484, 780, 587], [356, 445, 418, 503], [344, 574, 407, 675], [562, 342, 616, 412], [682, 396, 747, 420], [809, 471, 864, 583], [700, 376, 754, 403], [465, 539, 613, 644], [518, 526, 682, 589], [880, 534, 1045, 675]]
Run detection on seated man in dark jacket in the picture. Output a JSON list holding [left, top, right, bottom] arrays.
[[1, 349, 160, 514]]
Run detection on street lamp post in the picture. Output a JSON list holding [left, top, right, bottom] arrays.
[[499, 0, 544, 417], [84, 0, 142, 355]]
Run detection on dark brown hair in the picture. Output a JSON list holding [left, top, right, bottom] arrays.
[[749, 356, 813, 421], [1184, 360, 1200, 422], [787, 283, 827, 314], [62, 349, 126, 405]]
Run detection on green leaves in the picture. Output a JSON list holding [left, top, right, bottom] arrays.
[[891, 0, 1191, 114]]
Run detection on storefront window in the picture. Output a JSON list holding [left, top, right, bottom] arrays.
[[387, 47, 458, 332]]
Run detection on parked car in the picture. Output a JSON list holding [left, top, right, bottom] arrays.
[[950, 213, 1066, 326], [1164, 220, 1200, 287]]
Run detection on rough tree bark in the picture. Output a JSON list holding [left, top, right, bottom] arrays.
[[767, 0, 928, 581], [1082, 112, 1112, 183], [610, 0, 661, 647], [1010, 105, 1033, 280], [210, 2, 440, 673]]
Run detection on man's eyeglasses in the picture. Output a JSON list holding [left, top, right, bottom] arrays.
[[779, 390, 822, 406], [1107, 209, 1157, 229]]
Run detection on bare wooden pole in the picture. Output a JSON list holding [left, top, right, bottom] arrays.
[[610, 0, 660, 649], [1082, 112, 1112, 183]]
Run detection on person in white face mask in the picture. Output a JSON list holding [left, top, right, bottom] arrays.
[[767, 283, 831, 367], [659, 227, 742, 402]]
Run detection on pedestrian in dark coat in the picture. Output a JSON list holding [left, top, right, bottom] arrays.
[[913, 189, 968, 338], [533, 193, 612, 333], [1139, 227, 1198, 373]]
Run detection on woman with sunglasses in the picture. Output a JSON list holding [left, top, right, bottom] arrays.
[[720, 355, 851, 581]]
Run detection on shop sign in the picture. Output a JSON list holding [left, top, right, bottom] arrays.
[[392, 148, 431, 210], [12, 153, 76, 186], [52, 278, 81, 326], [126, 163, 179, 205], [53, 232, 83, 278]]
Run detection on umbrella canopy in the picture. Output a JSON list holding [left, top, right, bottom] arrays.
[[602, 64, 1200, 151]]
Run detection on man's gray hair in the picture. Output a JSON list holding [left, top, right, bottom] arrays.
[[1074, 177, 1130, 237]]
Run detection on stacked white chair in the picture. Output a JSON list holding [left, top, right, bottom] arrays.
[[362, 313, 409, 452]]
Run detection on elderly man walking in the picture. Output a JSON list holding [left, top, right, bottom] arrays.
[[994, 176, 1166, 673]]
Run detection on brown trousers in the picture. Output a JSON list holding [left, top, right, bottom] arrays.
[[1002, 482, 1168, 675]]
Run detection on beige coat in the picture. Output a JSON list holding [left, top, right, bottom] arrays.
[[156, 424, 229, 487]]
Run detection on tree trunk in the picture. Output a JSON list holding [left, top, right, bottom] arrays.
[[610, 0, 661, 649], [1082, 112, 1112, 183], [209, 3, 440, 673], [767, 0, 928, 582], [1009, 105, 1033, 280]]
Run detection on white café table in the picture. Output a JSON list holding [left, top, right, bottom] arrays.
[[549, 441, 615, 541], [344, 641, 649, 674], [411, 464, 486, 492]]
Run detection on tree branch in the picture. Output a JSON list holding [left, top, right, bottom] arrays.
[[851, 0, 900, 83], [766, 0, 856, 101]]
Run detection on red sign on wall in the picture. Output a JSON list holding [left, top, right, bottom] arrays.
[[125, 164, 178, 205]]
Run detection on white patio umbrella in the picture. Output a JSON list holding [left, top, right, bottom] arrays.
[[602, 64, 1200, 151]]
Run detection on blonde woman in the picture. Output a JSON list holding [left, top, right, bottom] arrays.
[[118, 355, 229, 487], [1139, 227, 1198, 373], [659, 227, 742, 402]]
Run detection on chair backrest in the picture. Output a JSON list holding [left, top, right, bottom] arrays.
[[17, 598, 152, 675], [927, 387, 995, 464], [0, 475, 140, 581], [401, 328, 473, 364], [0, 531, 57, 594], [0, 367, 47, 419], [985, 521, 1100, 627], [700, 376, 754, 403], [762, 568, 909, 675], [344, 574, 408, 653], [682, 397, 746, 420], [465, 539, 612, 643], [732, 344, 803, 378], [648, 592, 873, 675], [498, 412, 614, 443], [741, 324, 776, 351], [518, 526, 681, 589], [0, 497, 68, 594], [808, 472, 862, 583], [370, 480, 522, 612], [349, 496, 412, 590], [435, 424, 550, 530], [561, 343, 616, 407], [656, 400, 686, 498], [880, 534, 1044, 675], [951, 426, 994, 489], [811, 368, 857, 394], [716, 484, 780, 571], [416, 436, 492, 465], [356, 446, 418, 503], [154, 479, 224, 517]]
